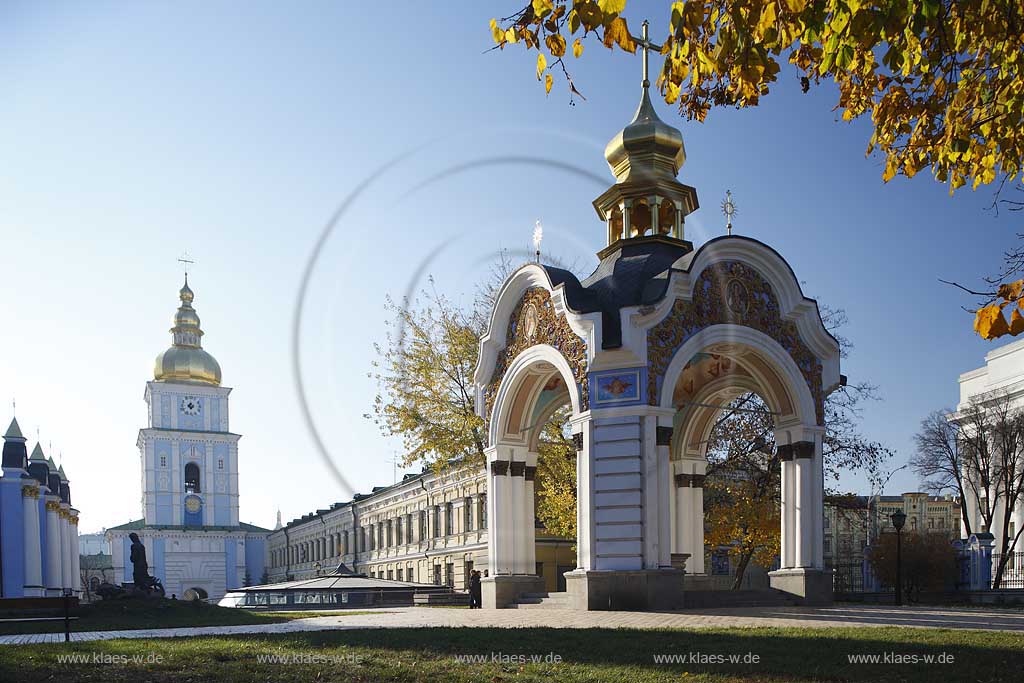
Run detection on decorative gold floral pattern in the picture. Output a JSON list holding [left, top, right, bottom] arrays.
[[647, 261, 825, 424], [484, 288, 589, 434]]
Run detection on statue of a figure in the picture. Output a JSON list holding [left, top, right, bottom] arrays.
[[128, 532, 164, 597], [129, 532, 149, 586]]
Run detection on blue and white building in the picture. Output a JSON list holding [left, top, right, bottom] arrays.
[[1, 419, 82, 598], [107, 277, 269, 601]]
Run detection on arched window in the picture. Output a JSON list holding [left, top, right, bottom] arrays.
[[184, 462, 201, 493]]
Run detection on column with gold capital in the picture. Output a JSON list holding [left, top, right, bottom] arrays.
[[44, 497, 62, 595], [69, 510, 81, 595], [21, 484, 44, 596]]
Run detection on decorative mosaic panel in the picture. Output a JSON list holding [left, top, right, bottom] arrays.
[[484, 287, 589, 436], [591, 368, 645, 406], [647, 261, 825, 424]]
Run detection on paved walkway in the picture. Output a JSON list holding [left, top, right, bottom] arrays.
[[2, 604, 1023, 645]]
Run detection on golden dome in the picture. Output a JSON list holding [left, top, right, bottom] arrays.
[[604, 86, 686, 184], [154, 276, 222, 385]]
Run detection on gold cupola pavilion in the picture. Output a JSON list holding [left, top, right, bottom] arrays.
[[593, 21, 698, 256], [153, 276, 222, 386]]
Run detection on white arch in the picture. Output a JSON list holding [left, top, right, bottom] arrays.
[[658, 324, 818, 428], [488, 343, 583, 448], [474, 265, 599, 419]]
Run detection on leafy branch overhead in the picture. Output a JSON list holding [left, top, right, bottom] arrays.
[[493, 1, 1022, 192]]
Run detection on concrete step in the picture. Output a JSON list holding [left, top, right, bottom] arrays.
[[510, 592, 572, 609]]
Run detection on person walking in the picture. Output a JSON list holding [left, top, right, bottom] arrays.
[[469, 570, 482, 609]]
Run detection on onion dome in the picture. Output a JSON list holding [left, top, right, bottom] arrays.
[[604, 86, 686, 184], [592, 70, 699, 255], [154, 276, 222, 385]]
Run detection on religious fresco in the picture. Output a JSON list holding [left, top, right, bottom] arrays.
[[484, 287, 589, 436], [592, 369, 643, 405], [647, 261, 825, 424]]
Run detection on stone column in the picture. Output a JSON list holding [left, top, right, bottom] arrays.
[[519, 451, 539, 575], [69, 510, 81, 595], [564, 412, 683, 610], [794, 441, 815, 568], [62, 506, 73, 591], [21, 484, 43, 596], [770, 430, 831, 605], [641, 417, 670, 569], [486, 448, 513, 575], [673, 458, 705, 574], [509, 459, 527, 574], [573, 425, 596, 571], [690, 472, 705, 574], [44, 498, 62, 595], [779, 443, 797, 569]]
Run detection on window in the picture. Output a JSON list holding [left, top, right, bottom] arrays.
[[433, 506, 441, 539], [445, 502, 453, 535], [396, 517, 403, 546], [433, 563, 442, 585], [217, 459, 224, 470], [419, 510, 427, 540], [464, 497, 473, 531], [159, 455, 167, 467], [479, 495, 487, 529], [445, 562, 454, 587], [408, 567, 415, 582], [184, 462, 201, 493], [397, 568, 403, 581], [386, 519, 393, 547], [387, 569, 394, 580]]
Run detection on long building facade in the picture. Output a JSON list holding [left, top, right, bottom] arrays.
[[268, 466, 575, 593], [1, 418, 82, 598]]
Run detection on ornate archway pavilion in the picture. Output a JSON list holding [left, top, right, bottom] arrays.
[[473, 77, 841, 610]]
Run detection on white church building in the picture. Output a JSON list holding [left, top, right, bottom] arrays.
[[107, 277, 269, 601]]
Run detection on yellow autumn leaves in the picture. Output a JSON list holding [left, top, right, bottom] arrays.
[[975, 281, 1024, 341]]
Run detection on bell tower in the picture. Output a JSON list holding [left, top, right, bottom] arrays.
[[140, 277, 240, 528]]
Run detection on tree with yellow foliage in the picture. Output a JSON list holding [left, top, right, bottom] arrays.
[[490, 1, 1024, 340]]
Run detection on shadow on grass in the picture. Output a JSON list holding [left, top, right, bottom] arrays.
[[2, 626, 1023, 682], [657, 604, 1024, 631]]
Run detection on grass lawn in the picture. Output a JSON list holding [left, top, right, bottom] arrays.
[[1, 626, 1021, 682], [0, 599, 380, 635]]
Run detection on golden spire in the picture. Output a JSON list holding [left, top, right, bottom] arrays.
[[593, 20, 699, 253], [153, 275, 222, 385]]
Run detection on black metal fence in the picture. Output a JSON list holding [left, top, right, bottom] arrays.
[[830, 563, 866, 594]]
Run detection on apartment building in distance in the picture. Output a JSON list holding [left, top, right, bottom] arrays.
[[267, 465, 574, 593]]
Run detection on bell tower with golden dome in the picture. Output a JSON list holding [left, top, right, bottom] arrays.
[[139, 276, 240, 530], [107, 274, 269, 603]]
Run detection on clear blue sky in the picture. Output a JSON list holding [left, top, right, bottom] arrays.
[[1, 1, 1015, 532]]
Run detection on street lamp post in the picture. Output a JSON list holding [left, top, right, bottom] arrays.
[[890, 510, 907, 606]]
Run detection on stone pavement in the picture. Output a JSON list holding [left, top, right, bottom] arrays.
[[2, 604, 1023, 645]]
